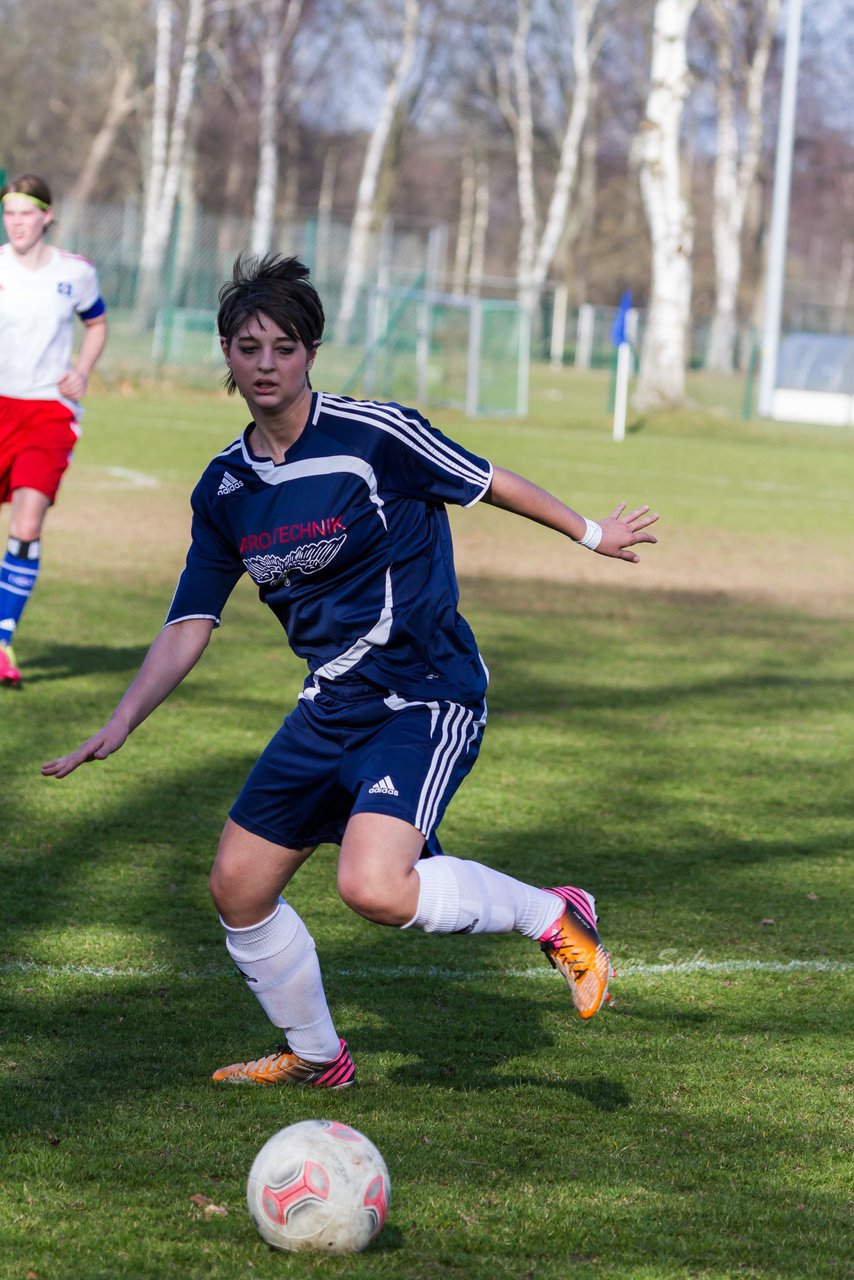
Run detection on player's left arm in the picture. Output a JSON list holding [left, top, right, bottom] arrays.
[[483, 465, 658, 563], [57, 314, 108, 401]]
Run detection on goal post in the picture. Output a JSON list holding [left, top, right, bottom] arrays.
[[342, 286, 530, 419]]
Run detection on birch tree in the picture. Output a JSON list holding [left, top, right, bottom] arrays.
[[314, 145, 339, 282], [206, 8, 252, 259], [136, 0, 206, 326], [633, 0, 699, 410], [250, 0, 304, 255], [335, 0, 421, 343], [468, 158, 491, 295], [63, 44, 142, 245], [452, 147, 477, 296], [73, 57, 140, 204], [705, 0, 780, 373], [561, 78, 599, 300], [451, 142, 490, 296], [492, 0, 602, 310]]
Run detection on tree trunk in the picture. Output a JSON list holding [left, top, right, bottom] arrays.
[[218, 118, 250, 261], [706, 29, 740, 372], [495, 0, 601, 312], [250, 0, 303, 256], [251, 1, 282, 256], [63, 54, 139, 247], [563, 79, 599, 306], [172, 111, 200, 304], [136, 0, 205, 327], [706, 0, 780, 373], [510, 0, 537, 289], [336, 0, 421, 344], [469, 159, 490, 296], [314, 145, 338, 283], [634, 0, 699, 411], [530, 0, 600, 297], [452, 147, 476, 296], [136, 0, 173, 326]]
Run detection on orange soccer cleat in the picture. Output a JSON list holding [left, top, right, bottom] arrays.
[[539, 886, 613, 1019], [212, 1037, 356, 1088]]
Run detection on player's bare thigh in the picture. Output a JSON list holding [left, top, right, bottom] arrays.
[[9, 487, 51, 541], [337, 812, 425, 927], [210, 817, 317, 927]]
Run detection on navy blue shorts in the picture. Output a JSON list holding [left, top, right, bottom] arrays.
[[229, 676, 487, 853]]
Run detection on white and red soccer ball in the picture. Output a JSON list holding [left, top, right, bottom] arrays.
[[247, 1119, 390, 1254]]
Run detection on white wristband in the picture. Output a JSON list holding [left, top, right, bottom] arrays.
[[578, 518, 602, 550]]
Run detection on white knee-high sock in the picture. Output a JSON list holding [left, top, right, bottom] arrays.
[[222, 899, 340, 1063], [404, 856, 561, 939]]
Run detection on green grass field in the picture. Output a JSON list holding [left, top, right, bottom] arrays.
[[1, 368, 852, 1280]]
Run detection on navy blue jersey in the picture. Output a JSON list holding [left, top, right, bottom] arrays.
[[166, 392, 493, 702]]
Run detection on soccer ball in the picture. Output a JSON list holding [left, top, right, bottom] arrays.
[[247, 1119, 390, 1254]]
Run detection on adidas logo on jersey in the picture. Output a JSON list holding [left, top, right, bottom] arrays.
[[368, 775, 399, 796], [217, 471, 243, 496]]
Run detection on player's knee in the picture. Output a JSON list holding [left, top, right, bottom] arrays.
[[209, 862, 269, 925], [208, 860, 231, 914], [337, 861, 399, 924], [336, 862, 372, 915], [9, 519, 44, 543], [209, 853, 248, 916]]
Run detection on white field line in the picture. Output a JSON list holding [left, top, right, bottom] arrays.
[[76, 465, 160, 490], [2, 957, 850, 983], [103, 466, 160, 489]]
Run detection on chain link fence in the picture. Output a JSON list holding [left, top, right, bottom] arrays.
[[21, 198, 529, 415], [8, 194, 814, 412]]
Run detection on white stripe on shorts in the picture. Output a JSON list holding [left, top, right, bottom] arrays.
[[416, 703, 475, 837]]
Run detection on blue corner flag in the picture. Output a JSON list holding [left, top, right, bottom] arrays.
[[611, 291, 633, 347]]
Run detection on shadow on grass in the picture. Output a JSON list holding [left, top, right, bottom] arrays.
[[16, 641, 151, 682], [3, 718, 851, 1008], [3, 577, 852, 1178], [389, 1059, 632, 1111], [1, 968, 850, 1280]]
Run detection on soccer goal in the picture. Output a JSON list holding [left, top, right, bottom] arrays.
[[151, 307, 221, 366], [770, 332, 854, 426], [344, 286, 530, 418]]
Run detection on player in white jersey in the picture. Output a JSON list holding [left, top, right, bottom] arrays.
[[44, 255, 658, 1089], [0, 173, 108, 687]]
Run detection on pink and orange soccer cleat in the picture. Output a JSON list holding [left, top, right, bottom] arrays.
[[212, 1037, 356, 1088], [0, 641, 21, 688], [539, 886, 613, 1019]]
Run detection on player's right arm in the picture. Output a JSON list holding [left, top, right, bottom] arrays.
[[41, 617, 214, 779]]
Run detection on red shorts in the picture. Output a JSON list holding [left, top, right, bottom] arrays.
[[0, 396, 79, 505]]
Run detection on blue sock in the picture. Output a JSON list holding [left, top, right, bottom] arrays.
[[0, 538, 41, 646]]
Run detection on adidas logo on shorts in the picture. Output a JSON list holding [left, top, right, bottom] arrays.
[[217, 471, 244, 496], [368, 775, 399, 796]]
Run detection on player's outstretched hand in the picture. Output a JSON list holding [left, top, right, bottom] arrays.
[[596, 503, 659, 563], [42, 718, 129, 780]]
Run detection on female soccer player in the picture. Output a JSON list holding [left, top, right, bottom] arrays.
[[43, 255, 657, 1088], [0, 173, 108, 687]]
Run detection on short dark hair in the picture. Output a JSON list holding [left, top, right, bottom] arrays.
[[217, 254, 325, 395], [1, 172, 53, 207]]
